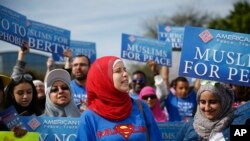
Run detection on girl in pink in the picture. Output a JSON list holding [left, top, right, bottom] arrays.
[[139, 86, 168, 122]]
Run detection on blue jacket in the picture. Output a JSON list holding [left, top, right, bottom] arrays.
[[175, 101, 250, 141]]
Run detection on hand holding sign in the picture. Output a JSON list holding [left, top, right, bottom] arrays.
[[12, 126, 27, 138], [21, 41, 30, 53], [79, 98, 87, 113]]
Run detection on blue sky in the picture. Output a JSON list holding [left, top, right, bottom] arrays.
[[0, 0, 235, 58]]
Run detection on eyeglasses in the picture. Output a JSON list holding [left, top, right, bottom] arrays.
[[142, 95, 157, 100], [50, 85, 69, 93], [132, 78, 145, 84], [12, 74, 33, 83]]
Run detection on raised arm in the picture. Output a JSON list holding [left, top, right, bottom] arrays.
[[64, 48, 72, 70], [147, 60, 169, 100], [11, 41, 29, 77], [44, 57, 54, 84]]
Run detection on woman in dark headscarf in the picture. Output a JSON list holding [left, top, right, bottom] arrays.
[[176, 81, 235, 141]]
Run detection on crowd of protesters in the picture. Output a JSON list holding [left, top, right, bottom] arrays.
[[0, 42, 250, 141]]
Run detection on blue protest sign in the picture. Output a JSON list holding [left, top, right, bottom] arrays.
[[157, 25, 184, 51], [0, 5, 27, 47], [121, 33, 172, 66], [0, 106, 26, 130], [179, 26, 250, 86], [70, 40, 96, 63], [52, 40, 96, 63], [27, 20, 70, 55], [21, 116, 79, 141], [157, 122, 183, 141], [20, 115, 183, 141]]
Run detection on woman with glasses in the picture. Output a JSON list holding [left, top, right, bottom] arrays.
[[76, 56, 162, 141], [4, 44, 42, 116], [4, 73, 42, 116], [43, 69, 80, 117], [139, 86, 168, 122]]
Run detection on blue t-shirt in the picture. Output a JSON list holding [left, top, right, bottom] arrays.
[[129, 92, 139, 99], [76, 99, 162, 141], [165, 90, 197, 122], [70, 80, 87, 106]]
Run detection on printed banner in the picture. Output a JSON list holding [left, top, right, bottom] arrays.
[[0, 5, 27, 47], [179, 26, 250, 86], [0, 106, 26, 130], [21, 116, 79, 141], [0, 132, 39, 141], [157, 25, 184, 51], [121, 33, 172, 66], [19, 116, 182, 141], [52, 40, 96, 63], [157, 122, 183, 141], [27, 19, 70, 55]]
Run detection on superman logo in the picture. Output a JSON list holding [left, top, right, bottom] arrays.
[[114, 124, 134, 140]]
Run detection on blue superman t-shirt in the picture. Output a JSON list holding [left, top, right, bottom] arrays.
[[76, 99, 162, 141]]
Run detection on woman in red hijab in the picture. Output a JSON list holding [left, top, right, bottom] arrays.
[[76, 56, 162, 141]]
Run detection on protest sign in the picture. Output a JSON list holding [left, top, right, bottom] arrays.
[[19, 115, 183, 141], [21, 116, 79, 141], [157, 25, 184, 51], [179, 26, 250, 86], [0, 106, 26, 130], [27, 20, 70, 56], [0, 5, 27, 47], [157, 122, 183, 141], [121, 33, 172, 66], [52, 40, 96, 63]]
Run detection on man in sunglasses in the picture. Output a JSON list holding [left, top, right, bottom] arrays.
[[129, 70, 147, 99]]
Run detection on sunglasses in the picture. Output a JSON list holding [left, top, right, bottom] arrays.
[[200, 80, 220, 86], [142, 95, 157, 100], [132, 78, 145, 84], [50, 85, 69, 93], [12, 74, 33, 83]]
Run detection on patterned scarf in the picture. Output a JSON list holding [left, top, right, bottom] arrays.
[[193, 83, 235, 140]]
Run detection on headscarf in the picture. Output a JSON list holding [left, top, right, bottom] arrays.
[[193, 82, 235, 140], [44, 69, 80, 117], [44, 87, 80, 117], [86, 56, 132, 121], [139, 86, 167, 122]]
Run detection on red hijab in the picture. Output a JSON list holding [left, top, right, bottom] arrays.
[[86, 56, 132, 121]]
